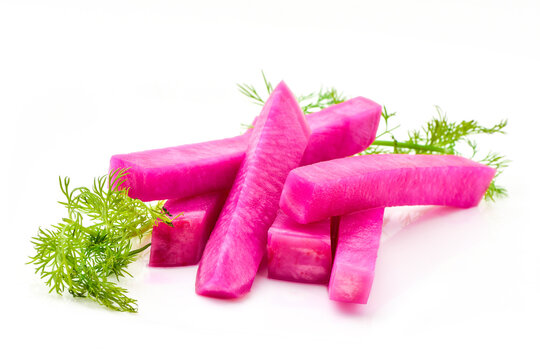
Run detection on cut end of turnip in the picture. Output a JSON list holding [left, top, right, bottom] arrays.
[[328, 263, 374, 304], [149, 191, 228, 267], [328, 208, 384, 304], [279, 171, 315, 224], [267, 211, 332, 284]]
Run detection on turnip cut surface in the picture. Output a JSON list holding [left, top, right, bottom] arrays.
[[329, 208, 384, 304], [110, 97, 380, 202], [149, 191, 228, 267], [196, 81, 310, 298], [267, 211, 332, 284], [280, 154, 496, 224], [110, 135, 249, 202]]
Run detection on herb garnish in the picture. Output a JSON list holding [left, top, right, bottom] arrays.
[[28, 169, 172, 312], [238, 71, 346, 114]]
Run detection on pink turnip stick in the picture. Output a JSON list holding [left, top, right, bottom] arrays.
[[196, 82, 311, 298], [280, 154, 496, 224], [329, 208, 384, 304]]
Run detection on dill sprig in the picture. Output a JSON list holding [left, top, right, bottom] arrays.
[[239, 73, 509, 201], [237, 71, 346, 115], [28, 168, 172, 312]]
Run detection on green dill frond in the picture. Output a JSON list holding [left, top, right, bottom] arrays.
[[237, 83, 265, 106], [237, 71, 346, 114], [240, 123, 254, 130], [29, 169, 172, 312], [300, 87, 346, 114], [236, 70, 272, 107], [477, 152, 510, 202], [261, 70, 274, 95]]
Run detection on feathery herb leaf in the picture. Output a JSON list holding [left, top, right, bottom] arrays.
[[29, 168, 173, 312], [237, 70, 346, 115]]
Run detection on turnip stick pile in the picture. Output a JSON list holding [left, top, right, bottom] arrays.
[[30, 74, 506, 311]]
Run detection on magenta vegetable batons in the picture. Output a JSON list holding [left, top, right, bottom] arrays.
[[110, 97, 381, 202], [196, 82, 310, 298]]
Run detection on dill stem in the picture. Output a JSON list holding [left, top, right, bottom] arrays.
[[129, 243, 152, 257], [126, 221, 155, 240], [371, 140, 451, 154]]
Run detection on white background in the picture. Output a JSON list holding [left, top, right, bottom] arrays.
[[1, 1, 539, 359]]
